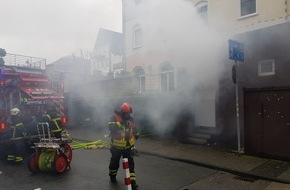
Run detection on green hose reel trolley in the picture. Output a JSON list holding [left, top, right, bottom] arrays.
[[28, 123, 72, 174]]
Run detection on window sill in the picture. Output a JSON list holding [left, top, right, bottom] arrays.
[[133, 45, 143, 49], [238, 12, 258, 20]]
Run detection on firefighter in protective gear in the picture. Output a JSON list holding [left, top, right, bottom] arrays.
[[108, 102, 140, 190], [6, 108, 26, 163], [42, 109, 62, 138]]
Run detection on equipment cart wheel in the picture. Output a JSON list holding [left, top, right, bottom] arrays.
[[54, 154, 68, 174], [61, 143, 72, 162], [28, 153, 39, 173]]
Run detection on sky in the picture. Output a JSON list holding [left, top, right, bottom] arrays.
[[0, 0, 122, 63]]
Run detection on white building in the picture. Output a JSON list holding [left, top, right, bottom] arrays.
[[91, 28, 123, 78]]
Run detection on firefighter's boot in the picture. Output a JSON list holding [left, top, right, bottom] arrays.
[[15, 156, 24, 164], [131, 180, 139, 190], [110, 175, 117, 183], [7, 155, 15, 163], [109, 169, 118, 183]]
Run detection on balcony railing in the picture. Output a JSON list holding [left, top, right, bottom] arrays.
[[3, 53, 46, 70]]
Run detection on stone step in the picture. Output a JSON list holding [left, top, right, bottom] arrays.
[[189, 132, 211, 140], [187, 137, 208, 145]]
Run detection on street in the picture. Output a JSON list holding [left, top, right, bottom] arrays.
[[0, 147, 274, 190], [0, 148, 215, 190]]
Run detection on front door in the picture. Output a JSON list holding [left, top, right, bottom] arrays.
[[244, 89, 290, 159]]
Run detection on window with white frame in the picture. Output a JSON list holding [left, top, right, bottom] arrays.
[[240, 0, 256, 17], [258, 59, 275, 76], [133, 24, 143, 48], [195, 1, 208, 22]]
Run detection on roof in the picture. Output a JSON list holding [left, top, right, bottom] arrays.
[[47, 55, 91, 74], [93, 28, 123, 55]]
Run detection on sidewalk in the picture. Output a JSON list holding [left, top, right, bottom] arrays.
[[66, 126, 290, 189]]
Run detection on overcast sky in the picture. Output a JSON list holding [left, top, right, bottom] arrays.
[[0, 0, 122, 63]]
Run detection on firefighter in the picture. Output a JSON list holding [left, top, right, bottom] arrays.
[[6, 108, 26, 163], [42, 108, 62, 138], [108, 102, 140, 190]]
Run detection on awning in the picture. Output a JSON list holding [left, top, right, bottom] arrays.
[[21, 87, 64, 100]]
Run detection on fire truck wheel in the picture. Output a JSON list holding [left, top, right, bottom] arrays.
[[54, 154, 68, 174], [61, 144, 72, 162], [28, 153, 39, 173]]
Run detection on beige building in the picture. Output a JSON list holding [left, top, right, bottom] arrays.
[[208, 0, 290, 35], [123, 0, 223, 129], [122, 0, 290, 159]]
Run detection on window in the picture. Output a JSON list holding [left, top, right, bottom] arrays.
[[258, 59, 275, 76], [240, 0, 256, 17], [133, 66, 145, 93], [160, 62, 174, 92], [133, 24, 143, 48], [195, 1, 208, 22]]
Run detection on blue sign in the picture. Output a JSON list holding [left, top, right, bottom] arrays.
[[0, 68, 2, 80], [229, 40, 244, 62]]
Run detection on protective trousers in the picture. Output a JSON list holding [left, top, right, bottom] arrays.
[[7, 140, 25, 163], [109, 146, 136, 181]]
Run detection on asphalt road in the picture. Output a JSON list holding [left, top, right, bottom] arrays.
[[0, 148, 273, 190], [0, 148, 216, 190]]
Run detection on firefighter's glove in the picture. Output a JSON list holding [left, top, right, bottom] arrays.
[[131, 146, 139, 157]]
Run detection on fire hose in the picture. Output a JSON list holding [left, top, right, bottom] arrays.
[[66, 131, 152, 150], [65, 133, 110, 150]]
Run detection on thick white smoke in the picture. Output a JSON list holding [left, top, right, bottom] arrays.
[[131, 0, 227, 137]]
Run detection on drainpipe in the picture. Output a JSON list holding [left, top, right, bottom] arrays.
[[285, 0, 290, 20], [122, 0, 127, 72]]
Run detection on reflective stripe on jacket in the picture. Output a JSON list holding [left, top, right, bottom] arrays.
[[108, 114, 135, 149], [10, 123, 24, 140], [51, 118, 62, 133]]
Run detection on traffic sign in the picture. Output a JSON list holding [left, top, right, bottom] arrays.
[[229, 40, 244, 62]]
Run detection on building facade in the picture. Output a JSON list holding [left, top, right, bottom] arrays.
[[122, 0, 290, 159], [123, 0, 222, 130], [210, 0, 290, 159], [91, 28, 123, 78]]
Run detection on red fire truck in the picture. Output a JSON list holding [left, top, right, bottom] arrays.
[[0, 52, 67, 155]]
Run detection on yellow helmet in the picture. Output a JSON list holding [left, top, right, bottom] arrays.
[[10, 108, 20, 116]]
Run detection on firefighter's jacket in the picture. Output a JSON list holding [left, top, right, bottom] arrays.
[[42, 113, 62, 133], [108, 112, 139, 150], [9, 115, 25, 140]]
